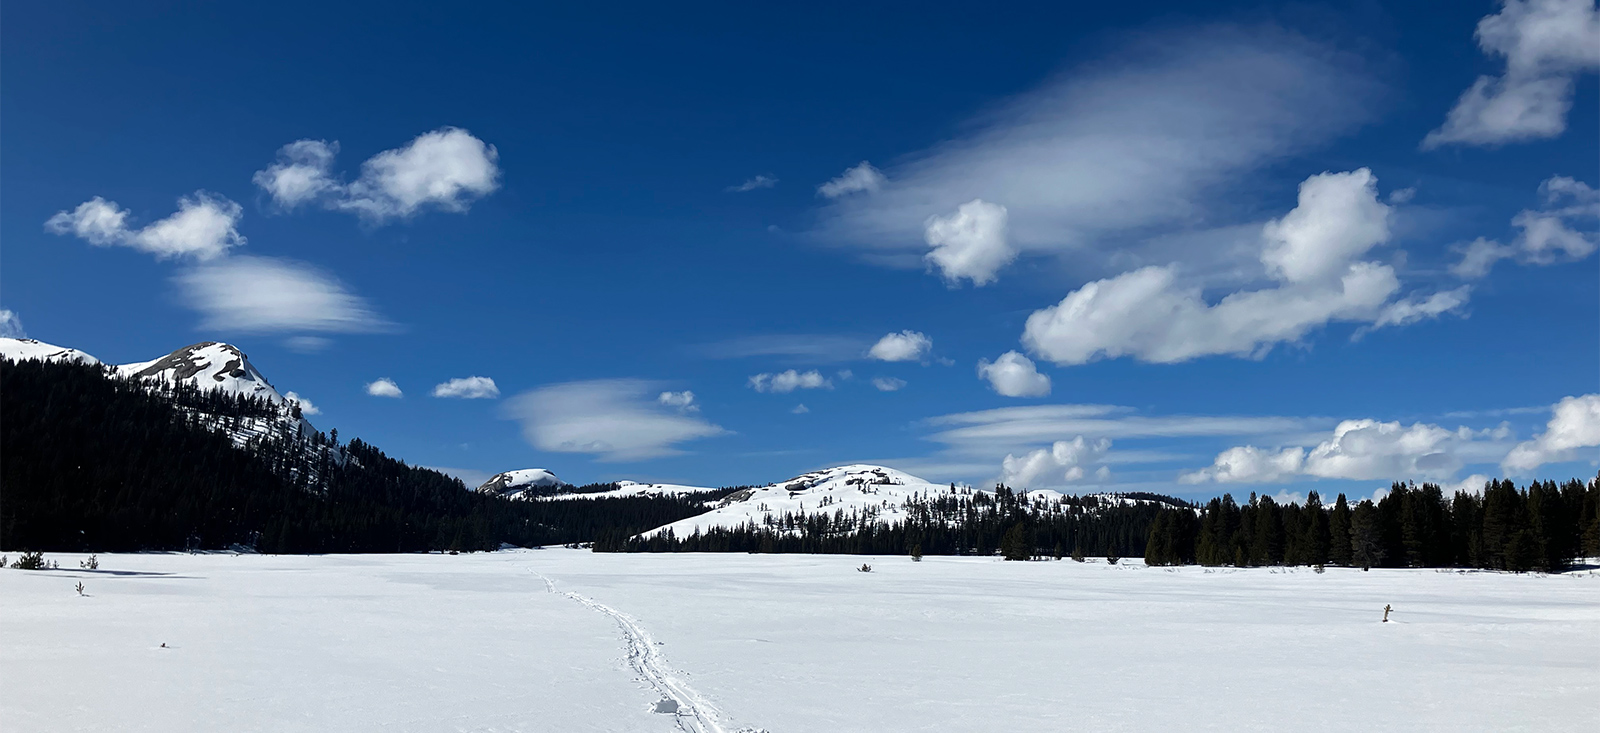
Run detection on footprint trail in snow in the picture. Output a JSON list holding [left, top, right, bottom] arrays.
[[533, 570, 756, 733]]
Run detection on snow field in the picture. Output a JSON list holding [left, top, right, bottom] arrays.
[[3, 550, 1596, 732]]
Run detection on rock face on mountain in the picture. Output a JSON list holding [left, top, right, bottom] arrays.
[[476, 469, 563, 499]]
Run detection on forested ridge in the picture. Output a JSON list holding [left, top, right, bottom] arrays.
[[1, 359, 732, 553], [1143, 479, 1600, 572]]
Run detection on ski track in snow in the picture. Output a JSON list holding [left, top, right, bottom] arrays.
[[532, 570, 748, 733]]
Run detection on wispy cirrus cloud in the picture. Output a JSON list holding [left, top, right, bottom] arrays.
[[814, 25, 1382, 281], [726, 174, 778, 192], [175, 256, 391, 334], [505, 379, 727, 461], [694, 334, 870, 363]]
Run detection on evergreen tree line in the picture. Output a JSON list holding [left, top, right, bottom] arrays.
[[1144, 479, 1600, 572], [1, 359, 733, 553], [600, 484, 1191, 558]]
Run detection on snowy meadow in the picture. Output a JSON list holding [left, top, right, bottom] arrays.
[[3, 550, 1596, 732]]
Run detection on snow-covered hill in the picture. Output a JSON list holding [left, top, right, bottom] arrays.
[[476, 469, 563, 499], [0, 337, 102, 366], [639, 464, 957, 539], [636, 464, 1188, 539]]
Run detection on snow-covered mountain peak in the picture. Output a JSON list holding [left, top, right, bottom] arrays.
[[116, 342, 286, 407], [0, 337, 102, 366]]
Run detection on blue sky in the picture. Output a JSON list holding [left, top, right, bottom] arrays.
[[3, 1, 1597, 499]]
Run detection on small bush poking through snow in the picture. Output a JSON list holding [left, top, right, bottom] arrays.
[[1106, 554, 1120, 566], [80, 555, 99, 570], [11, 551, 45, 570], [858, 563, 872, 573]]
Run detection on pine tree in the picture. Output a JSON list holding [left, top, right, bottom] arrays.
[[1304, 491, 1331, 566], [1329, 494, 1353, 566], [1001, 522, 1031, 561], [1350, 500, 1384, 570]]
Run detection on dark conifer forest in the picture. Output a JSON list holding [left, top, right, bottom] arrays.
[[1142, 479, 1600, 572], [1, 359, 732, 553]]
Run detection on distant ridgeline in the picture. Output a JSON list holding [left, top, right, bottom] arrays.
[[1142, 480, 1600, 573], [0, 358, 735, 553], [598, 485, 1186, 558]]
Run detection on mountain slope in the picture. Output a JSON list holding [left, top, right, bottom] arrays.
[[0, 337, 102, 366]]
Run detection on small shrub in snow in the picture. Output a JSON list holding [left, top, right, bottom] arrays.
[[1105, 554, 1120, 566], [910, 544, 923, 562], [81, 555, 99, 570], [858, 563, 872, 573], [75, 582, 86, 596], [1313, 564, 1326, 574], [11, 551, 45, 570]]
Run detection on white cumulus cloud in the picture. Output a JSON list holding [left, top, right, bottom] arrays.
[[253, 127, 500, 223], [658, 390, 699, 412], [791, 403, 810, 414], [1424, 0, 1600, 148], [366, 378, 403, 398], [46, 192, 244, 260], [1022, 169, 1463, 365], [1452, 175, 1599, 278], [977, 351, 1051, 398], [748, 369, 832, 393], [872, 377, 907, 392], [283, 391, 321, 415], [924, 199, 1014, 286], [1182, 419, 1515, 484], [817, 162, 886, 198], [505, 379, 726, 461], [253, 140, 341, 208], [868, 330, 932, 362], [1502, 394, 1600, 473], [433, 376, 500, 399], [999, 437, 1111, 488], [175, 256, 390, 334]]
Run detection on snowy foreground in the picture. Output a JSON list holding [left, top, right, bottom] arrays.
[[3, 551, 1597, 732]]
